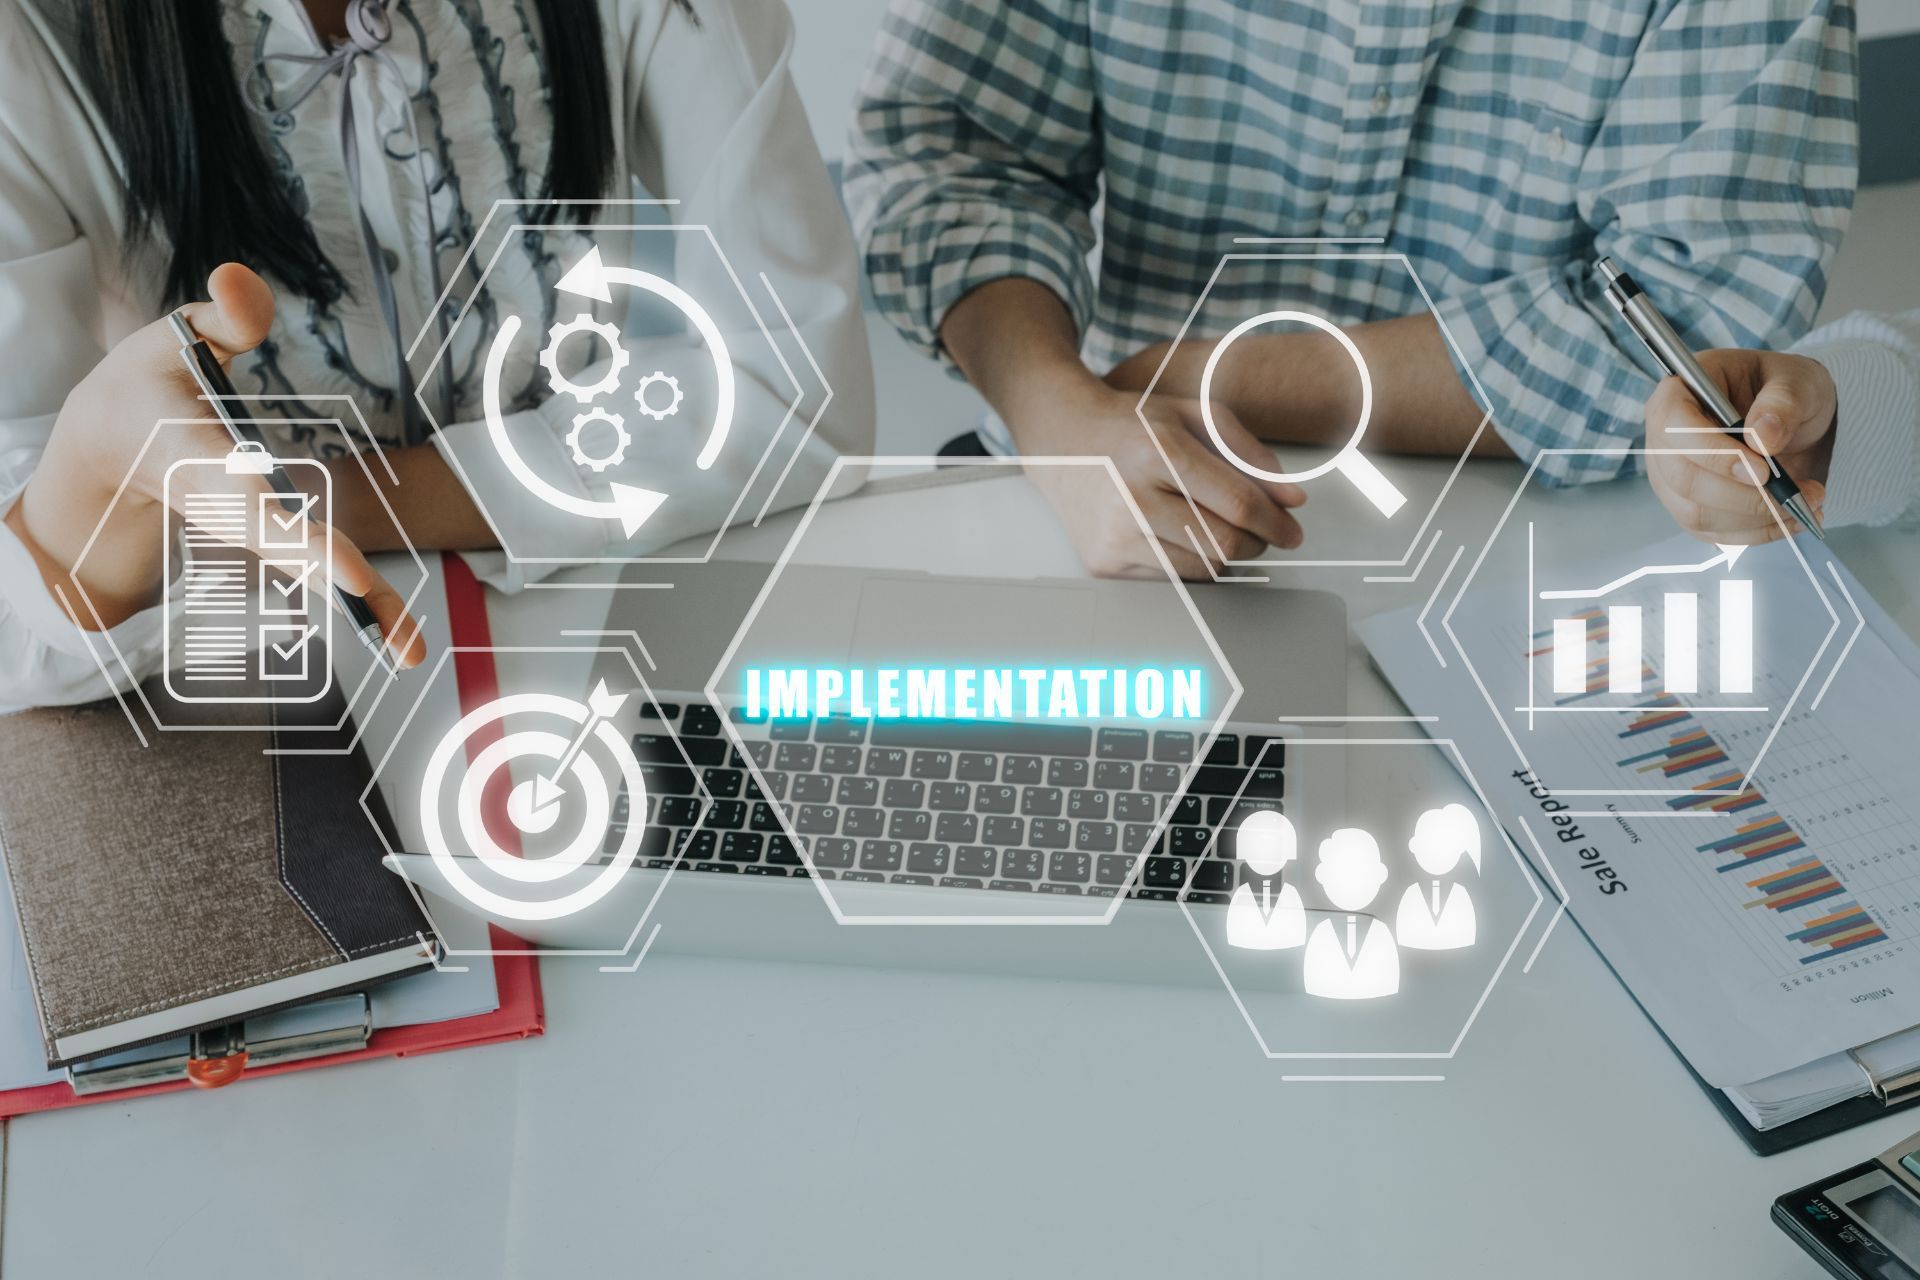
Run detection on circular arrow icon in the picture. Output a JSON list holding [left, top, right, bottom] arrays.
[[482, 246, 737, 539]]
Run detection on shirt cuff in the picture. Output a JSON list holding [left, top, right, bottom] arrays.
[[0, 479, 175, 697], [1801, 338, 1920, 528]]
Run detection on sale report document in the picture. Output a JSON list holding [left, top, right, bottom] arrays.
[[1362, 534, 1920, 1110]]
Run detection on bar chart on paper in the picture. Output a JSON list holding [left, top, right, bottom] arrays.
[[1370, 534, 1920, 1086]]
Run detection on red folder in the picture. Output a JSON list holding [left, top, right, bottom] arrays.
[[0, 554, 543, 1117]]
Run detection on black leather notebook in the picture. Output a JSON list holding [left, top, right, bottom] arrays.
[[0, 668, 437, 1067]]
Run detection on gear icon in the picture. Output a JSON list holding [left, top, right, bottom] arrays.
[[634, 371, 684, 422], [565, 407, 631, 473], [540, 314, 629, 403]]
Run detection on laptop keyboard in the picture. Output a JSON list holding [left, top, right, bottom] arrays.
[[602, 694, 1284, 902]]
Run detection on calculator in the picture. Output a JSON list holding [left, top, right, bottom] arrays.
[[1778, 1129, 1920, 1277]]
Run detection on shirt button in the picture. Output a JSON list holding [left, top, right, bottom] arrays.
[[1370, 88, 1392, 115], [1543, 128, 1566, 159], [1344, 208, 1368, 231]]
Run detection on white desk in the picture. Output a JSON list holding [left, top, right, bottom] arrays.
[[6, 456, 1918, 1278]]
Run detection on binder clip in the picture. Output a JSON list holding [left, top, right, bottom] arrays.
[[224, 441, 276, 475]]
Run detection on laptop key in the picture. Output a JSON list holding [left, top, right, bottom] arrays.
[[775, 743, 817, 771], [632, 732, 689, 764], [677, 830, 719, 861], [888, 809, 932, 842], [659, 796, 703, 826], [751, 771, 788, 802], [974, 784, 1017, 815], [708, 800, 749, 829], [907, 842, 950, 875], [742, 865, 788, 877], [1113, 793, 1160, 824], [882, 778, 925, 808], [1243, 736, 1284, 769], [682, 705, 724, 737], [796, 804, 840, 834], [956, 752, 998, 781], [767, 835, 803, 866], [1028, 818, 1071, 849], [703, 768, 744, 798], [1048, 850, 1092, 883], [720, 832, 763, 862], [867, 747, 909, 777], [809, 837, 856, 868], [1190, 859, 1235, 893], [693, 861, 739, 874], [769, 719, 810, 741], [1036, 883, 1082, 895], [1143, 856, 1189, 888], [1170, 826, 1214, 856], [859, 840, 903, 872], [1138, 764, 1181, 791], [790, 773, 833, 804], [1096, 728, 1149, 760], [988, 879, 1034, 892], [1204, 733, 1239, 765], [744, 740, 773, 767], [841, 870, 885, 883], [891, 873, 934, 886], [843, 807, 886, 837], [1001, 755, 1042, 784], [1153, 731, 1194, 763], [1020, 786, 1063, 817], [749, 802, 786, 833], [1046, 757, 1089, 788], [954, 846, 997, 878], [679, 737, 728, 766], [836, 776, 880, 806], [981, 815, 1025, 845], [1067, 789, 1108, 819], [910, 750, 953, 780], [1093, 761, 1134, 791], [642, 764, 696, 795], [935, 812, 977, 843], [821, 745, 863, 773], [1122, 823, 1160, 854], [927, 781, 970, 811], [1170, 794, 1204, 824], [1096, 854, 1138, 885], [814, 715, 868, 745], [1074, 821, 1118, 852], [939, 876, 984, 890], [638, 701, 679, 720], [1002, 849, 1045, 879]]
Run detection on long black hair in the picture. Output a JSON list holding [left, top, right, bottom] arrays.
[[72, 1, 676, 307]]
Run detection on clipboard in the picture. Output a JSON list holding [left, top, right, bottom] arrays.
[[0, 554, 542, 1118]]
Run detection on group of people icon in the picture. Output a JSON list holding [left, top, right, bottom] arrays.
[[1222, 804, 1482, 1001]]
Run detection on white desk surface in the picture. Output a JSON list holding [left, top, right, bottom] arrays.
[[6, 454, 1919, 1279]]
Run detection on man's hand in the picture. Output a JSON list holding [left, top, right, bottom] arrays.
[[1020, 384, 1306, 579], [1644, 349, 1836, 543]]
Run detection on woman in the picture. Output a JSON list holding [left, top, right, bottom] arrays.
[[0, 0, 874, 706]]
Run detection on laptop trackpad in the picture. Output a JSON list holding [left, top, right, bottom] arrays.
[[848, 576, 1096, 666]]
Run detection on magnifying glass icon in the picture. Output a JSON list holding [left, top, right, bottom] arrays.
[[1197, 310, 1407, 518]]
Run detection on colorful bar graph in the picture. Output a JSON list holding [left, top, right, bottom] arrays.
[[1786, 904, 1889, 961]]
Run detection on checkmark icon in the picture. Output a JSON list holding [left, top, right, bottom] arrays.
[[259, 559, 317, 614], [260, 493, 316, 549], [259, 623, 317, 681]]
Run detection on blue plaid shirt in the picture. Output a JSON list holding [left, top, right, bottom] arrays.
[[844, 0, 1858, 484]]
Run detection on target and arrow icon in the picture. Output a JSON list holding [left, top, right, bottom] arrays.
[[505, 680, 628, 831], [481, 246, 737, 539]]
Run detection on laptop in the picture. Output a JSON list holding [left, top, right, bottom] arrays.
[[389, 559, 1353, 987]]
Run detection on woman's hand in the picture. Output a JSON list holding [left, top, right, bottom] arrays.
[[1018, 382, 1307, 579], [7, 263, 425, 668], [1643, 349, 1836, 544]]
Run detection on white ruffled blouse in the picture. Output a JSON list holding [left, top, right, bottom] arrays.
[[0, 0, 873, 706]]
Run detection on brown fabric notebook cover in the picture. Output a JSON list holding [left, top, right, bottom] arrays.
[[0, 671, 434, 1066]]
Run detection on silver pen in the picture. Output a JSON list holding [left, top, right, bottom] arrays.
[[167, 312, 398, 677], [1596, 257, 1824, 542]]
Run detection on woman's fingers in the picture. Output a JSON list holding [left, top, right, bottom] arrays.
[[179, 263, 277, 361], [1158, 415, 1304, 554], [312, 528, 428, 669]]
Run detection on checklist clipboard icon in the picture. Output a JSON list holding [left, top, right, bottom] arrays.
[[161, 445, 333, 705]]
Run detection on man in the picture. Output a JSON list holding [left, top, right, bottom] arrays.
[[844, 0, 1857, 578], [1643, 311, 1920, 539]]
